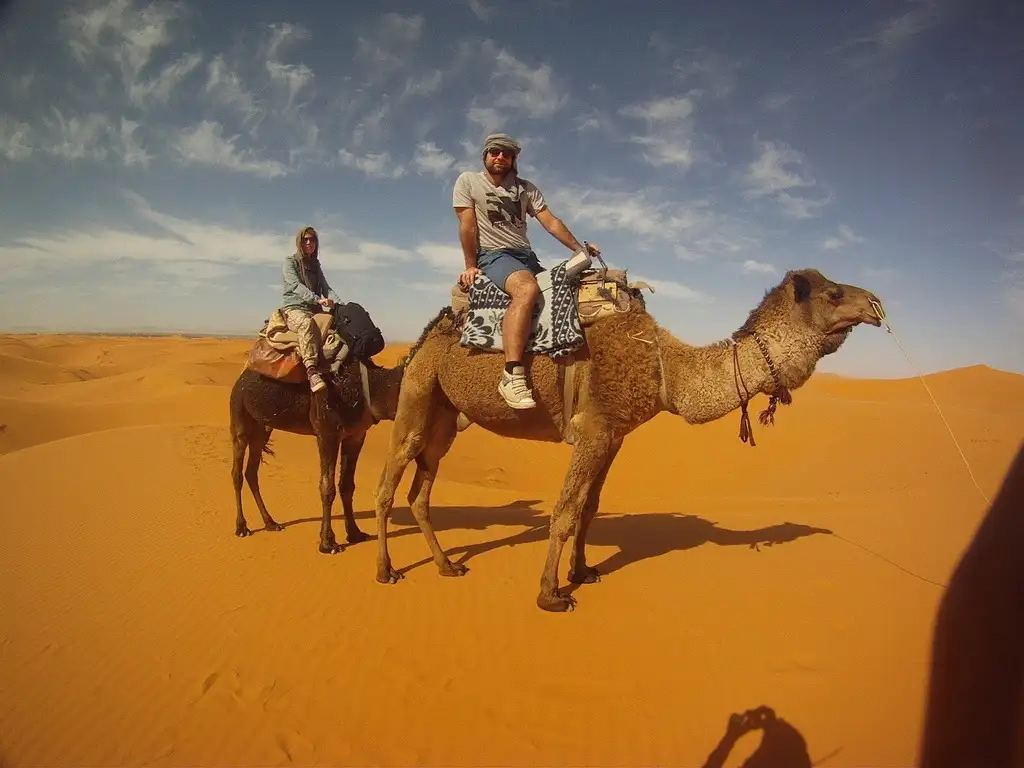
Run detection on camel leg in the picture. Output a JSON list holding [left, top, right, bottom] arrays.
[[538, 436, 612, 612], [244, 426, 285, 533], [405, 409, 464, 577], [317, 431, 343, 554], [231, 420, 251, 537], [339, 432, 370, 544], [568, 439, 622, 585], [375, 380, 436, 584]]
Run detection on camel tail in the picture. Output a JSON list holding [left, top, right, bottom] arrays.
[[261, 435, 275, 461]]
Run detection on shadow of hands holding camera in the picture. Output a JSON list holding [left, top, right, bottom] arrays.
[[703, 706, 813, 768]]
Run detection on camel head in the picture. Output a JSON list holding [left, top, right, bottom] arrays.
[[735, 268, 883, 387]]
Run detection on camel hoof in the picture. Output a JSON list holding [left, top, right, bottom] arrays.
[[439, 561, 468, 578], [537, 592, 576, 613], [568, 566, 601, 584], [376, 568, 403, 584], [235, 527, 253, 538], [346, 530, 371, 544], [319, 540, 343, 554], [265, 522, 285, 532]]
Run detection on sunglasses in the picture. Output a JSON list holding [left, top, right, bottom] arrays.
[[487, 148, 517, 158], [301, 236, 316, 243]]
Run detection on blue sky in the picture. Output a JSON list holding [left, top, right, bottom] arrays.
[[0, 0, 1021, 378]]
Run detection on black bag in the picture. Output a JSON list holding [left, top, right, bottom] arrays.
[[333, 301, 385, 360]]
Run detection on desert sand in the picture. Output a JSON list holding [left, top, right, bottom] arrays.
[[1, 331, 1022, 767]]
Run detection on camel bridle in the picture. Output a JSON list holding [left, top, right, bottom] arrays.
[[730, 330, 792, 448]]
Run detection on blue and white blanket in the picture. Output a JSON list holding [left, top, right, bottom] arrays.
[[459, 261, 584, 358]]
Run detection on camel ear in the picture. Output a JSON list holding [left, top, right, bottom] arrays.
[[790, 272, 812, 303]]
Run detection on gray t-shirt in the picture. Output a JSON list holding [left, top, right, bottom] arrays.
[[452, 171, 548, 252]]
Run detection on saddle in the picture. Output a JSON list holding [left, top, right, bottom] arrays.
[[244, 309, 348, 384], [450, 267, 649, 333], [450, 265, 654, 443]]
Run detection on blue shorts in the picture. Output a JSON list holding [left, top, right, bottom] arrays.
[[477, 247, 545, 292]]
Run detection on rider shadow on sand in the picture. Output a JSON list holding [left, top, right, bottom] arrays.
[[368, 499, 831, 580]]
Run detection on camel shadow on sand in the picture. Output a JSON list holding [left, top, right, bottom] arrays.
[[281, 499, 832, 579]]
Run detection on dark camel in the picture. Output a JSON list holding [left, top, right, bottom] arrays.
[[373, 269, 884, 611], [229, 356, 403, 553]]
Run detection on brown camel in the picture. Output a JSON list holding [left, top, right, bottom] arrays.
[[372, 268, 884, 612], [229, 356, 403, 554]]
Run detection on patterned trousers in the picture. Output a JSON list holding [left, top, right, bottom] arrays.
[[282, 307, 319, 370]]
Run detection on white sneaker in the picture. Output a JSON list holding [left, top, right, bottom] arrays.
[[498, 366, 537, 409], [308, 371, 327, 393]]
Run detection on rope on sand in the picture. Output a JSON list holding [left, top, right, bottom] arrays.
[[870, 300, 991, 506], [829, 532, 948, 589]]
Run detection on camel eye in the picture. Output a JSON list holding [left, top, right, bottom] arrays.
[[827, 288, 843, 302]]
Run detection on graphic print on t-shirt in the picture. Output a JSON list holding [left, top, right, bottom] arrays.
[[485, 187, 524, 230]]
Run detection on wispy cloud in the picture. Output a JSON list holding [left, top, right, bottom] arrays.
[[620, 96, 697, 169], [62, 0, 187, 88], [741, 260, 776, 275], [550, 187, 714, 242], [129, 51, 203, 108], [1007, 271, 1024, 322], [874, 0, 942, 50], [742, 139, 830, 219], [0, 191, 412, 287], [631, 275, 713, 303], [467, 0, 493, 22], [821, 224, 865, 250], [620, 97, 695, 122], [672, 49, 740, 99], [743, 139, 814, 197], [413, 142, 456, 176], [355, 12, 425, 74], [491, 47, 567, 118], [761, 93, 793, 112], [174, 121, 288, 178], [0, 117, 33, 160], [337, 149, 406, 179], [415, 243, 465, 272]]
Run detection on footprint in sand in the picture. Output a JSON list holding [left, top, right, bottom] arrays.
[[200, 671, 219, 698], [275, 731, 315, 764]]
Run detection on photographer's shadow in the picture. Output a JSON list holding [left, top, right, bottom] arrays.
[[702, 706, 818, 768]]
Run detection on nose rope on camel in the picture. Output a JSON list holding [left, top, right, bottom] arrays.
[[868, 299, 991, 506]]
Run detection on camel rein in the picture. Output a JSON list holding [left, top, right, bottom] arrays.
[[730, 331, 791, 447]]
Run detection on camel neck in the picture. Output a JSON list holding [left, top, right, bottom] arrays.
[[657, 328, 774, 425]]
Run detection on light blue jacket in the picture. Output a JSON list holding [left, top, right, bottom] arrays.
[[282, 252, 341, 310]]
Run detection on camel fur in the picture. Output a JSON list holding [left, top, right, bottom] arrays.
[[229, 357, 403, 554], [372, 268, 883, 612]]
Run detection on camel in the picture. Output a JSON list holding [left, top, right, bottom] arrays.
[[372, 268, 884, 612], [229, 356, 403, 554]]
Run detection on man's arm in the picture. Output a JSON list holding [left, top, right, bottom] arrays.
[[283, 258, 320, 305], [534, 208, 584, 252], [455, 206, 479, 269]]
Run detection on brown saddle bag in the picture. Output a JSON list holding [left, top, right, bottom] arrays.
[[244, 311, 337, 384]]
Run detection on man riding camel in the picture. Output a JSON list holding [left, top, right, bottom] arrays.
[[281, 225, 341, 393], [452, 132, 599, 409]]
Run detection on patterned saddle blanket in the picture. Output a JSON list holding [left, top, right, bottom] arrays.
[[458, 261, 585, 359]]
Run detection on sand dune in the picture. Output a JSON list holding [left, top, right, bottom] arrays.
[[1, 332, 1022, 766]]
